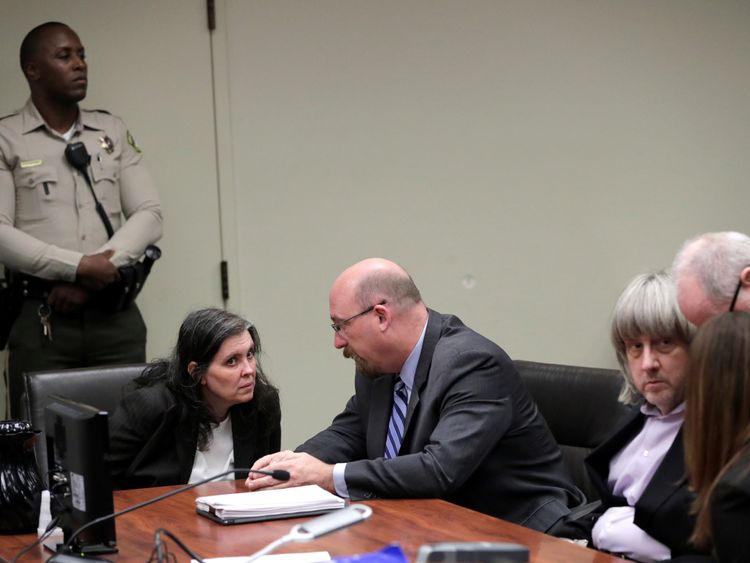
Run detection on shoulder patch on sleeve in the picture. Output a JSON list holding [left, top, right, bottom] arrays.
[[126, 130, 142, 154]]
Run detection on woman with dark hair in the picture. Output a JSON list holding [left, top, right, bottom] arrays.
[[108, 308, 281, 489], [684, 311, 750, 562]]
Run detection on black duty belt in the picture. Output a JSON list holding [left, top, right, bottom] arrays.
[[16, 275, 56, 300], [9, 245, 160, 313]]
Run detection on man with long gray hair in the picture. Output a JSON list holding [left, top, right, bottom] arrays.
[[555, 271, 706, 561]]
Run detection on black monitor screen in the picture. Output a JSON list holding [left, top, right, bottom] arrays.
[[45, 395, 117, 554]]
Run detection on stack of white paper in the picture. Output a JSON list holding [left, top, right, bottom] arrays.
[[196, 485, 345, 519]]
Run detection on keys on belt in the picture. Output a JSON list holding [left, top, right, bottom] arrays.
[[38, 303, 52, 341]]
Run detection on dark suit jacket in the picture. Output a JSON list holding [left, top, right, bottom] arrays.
[[108, 383, 281, 489], [584, 408, 704, 558], [297, 309, 584, 531]]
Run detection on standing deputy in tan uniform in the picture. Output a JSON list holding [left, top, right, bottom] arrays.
[[0, 22, 163, 417]]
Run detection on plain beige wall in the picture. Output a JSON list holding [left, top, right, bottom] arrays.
[[1, 2, 748, 453], [213, 0, 749, 448]]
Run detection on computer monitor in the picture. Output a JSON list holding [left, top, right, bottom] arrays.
[[44, 395, 117, 555]]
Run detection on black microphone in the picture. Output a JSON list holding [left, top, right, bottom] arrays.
[[251, 468, 290, 481], [50, 467, 288, 560]]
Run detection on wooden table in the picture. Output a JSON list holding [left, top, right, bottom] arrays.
[[0, 481, 622, 562]]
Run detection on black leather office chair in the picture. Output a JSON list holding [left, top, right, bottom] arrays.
[[23, 364, 146, 483], [514, 359, 631, 502]]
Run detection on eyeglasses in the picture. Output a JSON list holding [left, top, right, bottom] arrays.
[[729, 274, 748, 312], [331, 301, 386, 333]]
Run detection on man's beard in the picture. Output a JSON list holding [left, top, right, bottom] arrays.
[[343, 347, 381, 378]]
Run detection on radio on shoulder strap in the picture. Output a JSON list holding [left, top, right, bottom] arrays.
[[63, 142, 162, 314]]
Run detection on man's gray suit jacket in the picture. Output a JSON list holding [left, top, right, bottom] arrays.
[[297, 309, 584, 531]]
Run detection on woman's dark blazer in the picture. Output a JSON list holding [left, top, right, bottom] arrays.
[[108, 383, 281, 490]]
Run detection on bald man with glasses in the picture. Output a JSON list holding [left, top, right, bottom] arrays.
[[247, 258, 584, 532]]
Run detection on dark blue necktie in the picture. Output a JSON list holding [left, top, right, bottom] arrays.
[[384, 377, 408, 459]]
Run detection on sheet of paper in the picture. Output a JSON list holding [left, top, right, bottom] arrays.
[[194, 551, 331, 563]]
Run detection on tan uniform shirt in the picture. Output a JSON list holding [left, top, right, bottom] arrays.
[[0, 99, 163, 281]]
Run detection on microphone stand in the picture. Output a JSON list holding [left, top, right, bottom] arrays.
[[50, 468, 287, 561]]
